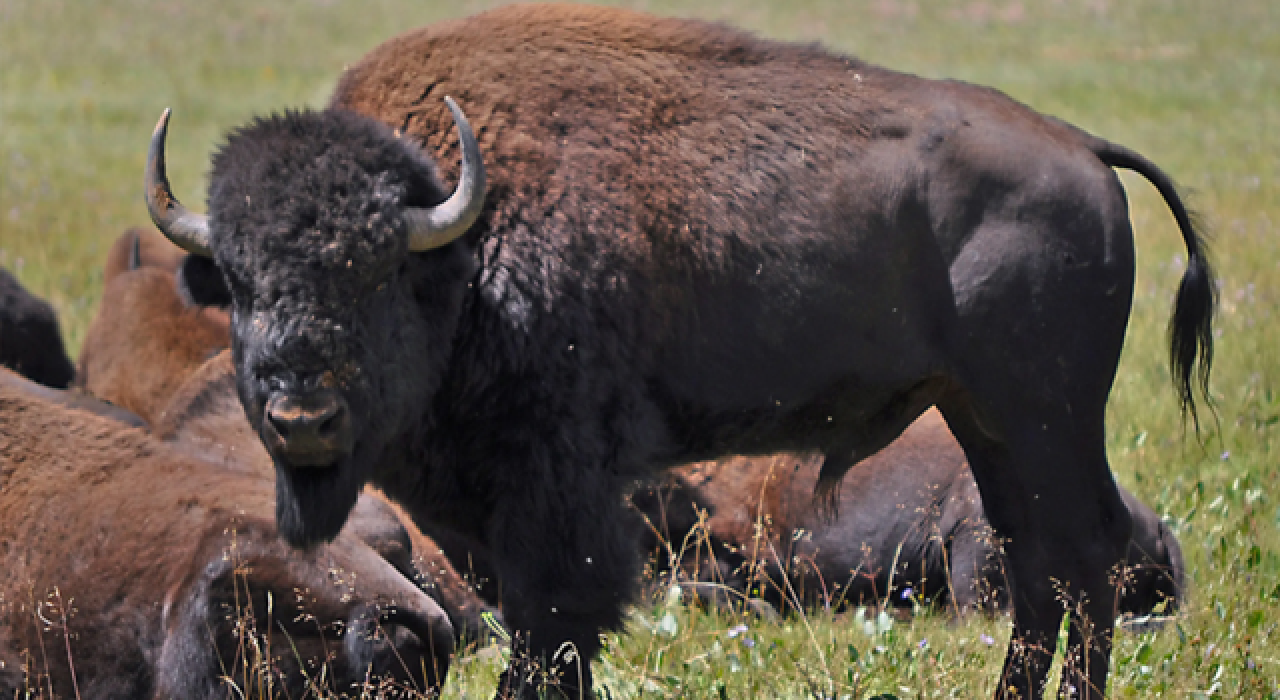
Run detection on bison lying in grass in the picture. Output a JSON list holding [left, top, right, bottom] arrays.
[[0, 378, 454, 698], [145, 4, 1215, 696], [77, 229, 231, 425], [636, 408, 1184, 620], [156, 348, 504, 643]]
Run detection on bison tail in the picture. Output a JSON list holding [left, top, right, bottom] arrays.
[[1092, 139, 1217, 434]]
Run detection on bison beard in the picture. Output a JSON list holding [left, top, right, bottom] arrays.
[[272, 457, 365, 547], [144, 5, 1215, 699]]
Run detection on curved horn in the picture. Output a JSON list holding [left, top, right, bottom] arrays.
[[144, 108, 212, 258], [403, 97, 487, 252]]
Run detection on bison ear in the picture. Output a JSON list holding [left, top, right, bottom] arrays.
[[128, 231, 143, 271], [177, 254, 232, 309]]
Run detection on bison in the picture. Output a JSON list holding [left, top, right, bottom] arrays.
[[143, 5, 1215, 697], [101, 226, 187, 284], [0, 366, 145, 428], [156, 348, 505, 644], [0, 379, 455, 698], [0, 266, 75, 389], [635, 408, 1184, 620], [79, 230, 502, 643], [78, 229, 231, 425]]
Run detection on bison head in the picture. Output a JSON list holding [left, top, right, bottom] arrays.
[[144, 99, 485, 547]]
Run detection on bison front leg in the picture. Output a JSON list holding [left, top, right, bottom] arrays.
[[488, 474, 641, 699]]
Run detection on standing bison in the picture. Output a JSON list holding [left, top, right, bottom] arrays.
[[143, 5, 1214, 698]]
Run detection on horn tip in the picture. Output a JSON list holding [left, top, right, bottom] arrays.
[[154, 108, 172, 134], [443, 96, 464, 119]]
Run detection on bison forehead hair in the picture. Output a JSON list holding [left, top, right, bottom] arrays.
[[208, 109, 451, 290]]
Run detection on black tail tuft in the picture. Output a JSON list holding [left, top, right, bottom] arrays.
[[1092, 139, 1217, 434], [1169, 235, 1217, 433]]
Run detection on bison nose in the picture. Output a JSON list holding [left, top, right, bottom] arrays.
[[263, 389, 353, 468]]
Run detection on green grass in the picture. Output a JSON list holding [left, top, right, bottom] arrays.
[[2, 0, 1277, 696]]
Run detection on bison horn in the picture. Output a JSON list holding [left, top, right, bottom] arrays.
[[403, 96, 487, 252], [144, 108, 213, 258]]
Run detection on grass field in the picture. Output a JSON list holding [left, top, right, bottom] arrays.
[[2, 0, 1277, 696]]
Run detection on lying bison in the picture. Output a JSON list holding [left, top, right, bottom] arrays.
[[78, 229, 502, 642], [144, 5, 1215, 697], [0, 380, 454, 698], [158, 348, 504, 643], [0, 366, 145, 428], [78, 229, 231, 424], [0, 266, 75, 389], [636, 409, 1184, 619]]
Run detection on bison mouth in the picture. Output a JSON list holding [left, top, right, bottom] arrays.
[[273, 456, 365, 547]]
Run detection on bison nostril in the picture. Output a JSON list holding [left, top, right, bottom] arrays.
[[264, 390, 353, 467], [317, 404, 344, 438], [266, 409, 292, 439]]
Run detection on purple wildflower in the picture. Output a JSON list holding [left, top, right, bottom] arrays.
[[742, 637, 756, 649], [980, 634, 995, 646], [901, 587, 914, 599], [727, 624, 748, 639], [918, 639, 928, 649]]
